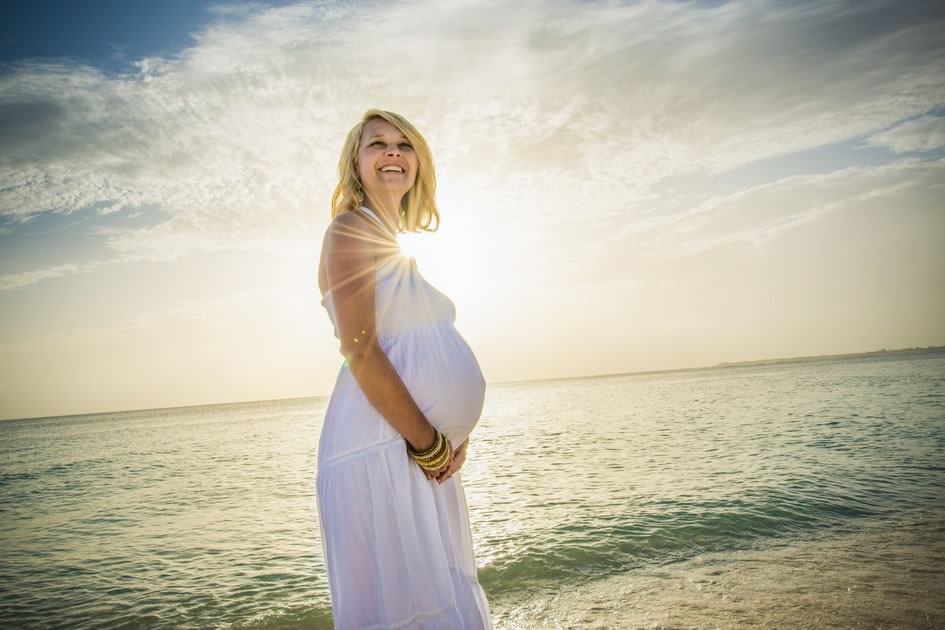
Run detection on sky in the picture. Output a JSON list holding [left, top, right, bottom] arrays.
[[1, 0, 943, 421]]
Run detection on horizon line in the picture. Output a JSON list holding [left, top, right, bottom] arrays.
[[3, 344, 943, 423]]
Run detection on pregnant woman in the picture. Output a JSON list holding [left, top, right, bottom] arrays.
[[315, 109, 492, 629]]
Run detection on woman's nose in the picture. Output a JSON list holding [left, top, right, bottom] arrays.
[[385, 144, 402, 156]]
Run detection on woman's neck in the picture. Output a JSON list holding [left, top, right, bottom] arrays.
[[361, 197, 400, 233]]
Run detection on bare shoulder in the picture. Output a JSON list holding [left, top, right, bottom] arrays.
[[319, 212, 375, 294], [322, 210, 384, 292], [327, 209, 370, 235], [326, 210, 383, 250], [331, 209, 371, 229]]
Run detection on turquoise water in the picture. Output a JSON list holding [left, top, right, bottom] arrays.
[[2, 349, 944, 628]]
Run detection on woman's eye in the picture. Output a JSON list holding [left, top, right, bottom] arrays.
[[367, 140, 412, 150]]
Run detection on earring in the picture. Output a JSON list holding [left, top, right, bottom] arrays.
[[355, 180, 364, 203]]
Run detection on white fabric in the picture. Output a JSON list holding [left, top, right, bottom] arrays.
[[316, 207, 492, 629]]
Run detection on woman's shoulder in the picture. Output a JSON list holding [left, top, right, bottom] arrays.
[[328, 208, 374, 230], [324, 209, 378, 244], [322, 209, 392, 263]]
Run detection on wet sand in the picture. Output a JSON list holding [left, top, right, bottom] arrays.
[[492, 514, 945, 629]]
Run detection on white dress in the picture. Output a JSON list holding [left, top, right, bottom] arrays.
[[316, 207, 492, 629]]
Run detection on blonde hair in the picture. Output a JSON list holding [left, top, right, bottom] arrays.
[[331, 109, 439, 232]]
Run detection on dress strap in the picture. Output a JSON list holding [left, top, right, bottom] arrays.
[[356, 206, 396, 237]]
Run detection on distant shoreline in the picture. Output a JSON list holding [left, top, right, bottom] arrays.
[[3, 345, 943, 423], [713, 345, 945, 368], [496, 344, 945, 386]]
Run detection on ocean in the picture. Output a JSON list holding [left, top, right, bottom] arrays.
[[2, 349, 944, 629]]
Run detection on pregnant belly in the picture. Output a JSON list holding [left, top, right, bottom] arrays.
[[383, 323, 486, 447]]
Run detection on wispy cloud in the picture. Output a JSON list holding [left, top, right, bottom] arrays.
[[0, 263, 81, 290], [0, 254, 144, 291], [866, 115, 945, 153], [0, 0, 943, 277], [622, 157, 944, 258], [3, 0, 945, 416]]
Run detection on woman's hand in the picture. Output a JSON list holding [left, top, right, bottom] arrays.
[[422, 437, 454, 481], [434, 438, 467, 484]]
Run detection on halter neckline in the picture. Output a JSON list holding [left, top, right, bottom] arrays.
[[358, 206, 396, 237]]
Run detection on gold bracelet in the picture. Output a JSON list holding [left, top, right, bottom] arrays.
[[416, 439, 452, 472], [407, 430, 443, 459], [412, 439, 447, 464], [406, 427, 454, 471]]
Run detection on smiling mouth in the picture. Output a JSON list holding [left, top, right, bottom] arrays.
[[379, 166, 404, 173]]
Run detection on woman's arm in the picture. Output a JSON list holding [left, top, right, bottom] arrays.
[[323, 212, 450, 472]]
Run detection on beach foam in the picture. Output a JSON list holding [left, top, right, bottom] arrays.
[[490, 511, 945, 629]]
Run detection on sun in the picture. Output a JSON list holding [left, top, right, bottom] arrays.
[[393, 205, 501, 325], [396, 229, 433, 263]]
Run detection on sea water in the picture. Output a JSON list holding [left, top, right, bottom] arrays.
[[2, 349, 944, 628]]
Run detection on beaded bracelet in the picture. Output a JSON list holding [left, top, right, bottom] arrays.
[[416, 441, 452, 471], [410, 433, 450, 470], [407, 428, 452, 472], [408, 430, 443, 459]]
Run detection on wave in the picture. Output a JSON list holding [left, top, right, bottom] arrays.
[[476, 492, 892, 593]]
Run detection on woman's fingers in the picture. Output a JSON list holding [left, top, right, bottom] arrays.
[[437, 462, 457, 484], [429, 454, 452, 482], [436, 452, 453, 475], [436, 440, 468, 483], [416, 437, 466, 483], [418, 439, 453, 480]]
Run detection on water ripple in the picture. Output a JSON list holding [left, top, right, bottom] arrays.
[[2, 351, 944, 628]]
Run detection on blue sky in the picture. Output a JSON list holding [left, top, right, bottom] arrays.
[[0, 1, 217, 67], [1, 0, 944, 420]]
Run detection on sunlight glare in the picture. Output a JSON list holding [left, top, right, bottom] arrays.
[[394, 199, 505, 329], [396, 230, 433, 264]]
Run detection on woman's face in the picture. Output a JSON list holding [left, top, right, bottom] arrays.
[[356, 117, 419, 209]]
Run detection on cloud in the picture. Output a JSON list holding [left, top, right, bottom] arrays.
[[0, 263, 81, 290], [623, 156, 945, 258], [0, 0, 943, 275], [866, 115, 945, 153]]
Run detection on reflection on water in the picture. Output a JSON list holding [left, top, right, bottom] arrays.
[[468, 351, 945, 594], [492, 512, 945, 629], [1, 349, 944, 628]]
